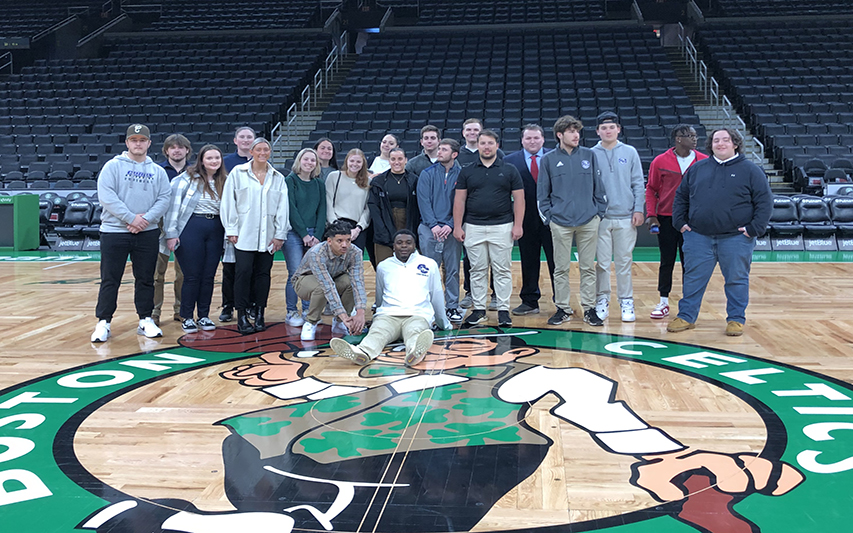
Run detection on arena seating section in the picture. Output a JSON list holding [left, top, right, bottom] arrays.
[[0, 34, 330, 188], [1, 0, 103, 39], [710, 0, 853, 17], [380, 0, 607, 25], [696, 20, 853, 191], [305, 27, 702, 168], [145, 0, 320, 31]]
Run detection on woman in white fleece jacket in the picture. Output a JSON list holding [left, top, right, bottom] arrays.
[[221, 138, 290, 335]]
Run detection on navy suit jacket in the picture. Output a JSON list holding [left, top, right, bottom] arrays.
[[505, 148, 552, 227]]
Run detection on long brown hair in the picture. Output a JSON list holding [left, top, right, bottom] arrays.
[[343, 148, 369, 189], [187, 144, 227, 198]]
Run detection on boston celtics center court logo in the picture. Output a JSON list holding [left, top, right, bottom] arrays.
[[0, 326, 850, 533]]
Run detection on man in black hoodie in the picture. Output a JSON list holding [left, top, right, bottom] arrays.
[[668, 128, 772, 337]]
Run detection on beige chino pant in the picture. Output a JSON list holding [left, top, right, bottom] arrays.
[[550, 217, 599, 312], [463, 222, 513, 311], [359, 314, 430, 360]]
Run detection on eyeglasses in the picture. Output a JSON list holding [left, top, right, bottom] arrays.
[[677, 134, 698, 139]]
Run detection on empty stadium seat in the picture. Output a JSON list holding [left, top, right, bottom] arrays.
[[797, 197, 837, 249], [768, 196, 804, 250]]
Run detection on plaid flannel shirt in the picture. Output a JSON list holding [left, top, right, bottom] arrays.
[[292, 242, 367, 316]]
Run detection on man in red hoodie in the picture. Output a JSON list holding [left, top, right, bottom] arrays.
[[645, 124, 708, 319]]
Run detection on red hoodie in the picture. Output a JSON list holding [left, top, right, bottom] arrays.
[[645, 148, 708, 216]]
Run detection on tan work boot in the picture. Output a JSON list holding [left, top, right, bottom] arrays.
[[666, 317, 696, 332], [725, 321, 744, 336]]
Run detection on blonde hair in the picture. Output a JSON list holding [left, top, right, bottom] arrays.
[[343, 148, 370, 189], [292, 148, 322, 179]]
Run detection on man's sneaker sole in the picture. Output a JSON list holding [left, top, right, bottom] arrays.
[[547, 316, 571, 325], [330, 338, 370, 365], [405, 329, 434, 366]]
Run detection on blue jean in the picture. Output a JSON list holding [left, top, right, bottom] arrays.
[[677, 231, 756, 324], [174, 215, 225, 319], [284, 229, 313, 313]]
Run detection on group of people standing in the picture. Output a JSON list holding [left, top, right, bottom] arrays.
[[90, 109, 772, 346]]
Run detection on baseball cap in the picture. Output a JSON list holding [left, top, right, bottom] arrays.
[[596, 111, 619, 126], [126, 124, 151, 139]]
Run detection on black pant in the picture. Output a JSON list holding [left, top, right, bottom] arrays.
[[221, 261, 235, 309], [234, 249, 274, 311], [174, 215, 224, 319], [95, 230, 159, 321], [656, 215, 684, 297], [517, 220, 555, 307]]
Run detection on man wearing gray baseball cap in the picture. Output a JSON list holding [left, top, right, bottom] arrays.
[[91, 124, 171, 343]]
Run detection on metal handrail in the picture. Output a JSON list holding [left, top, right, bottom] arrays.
[[678, 23, 767, 166], [300, 85, 311, 113], [78, 13, 128, 47], [0, 52, 12, 75], [32, 14, 79, 42], [272, 34, 347, 155]]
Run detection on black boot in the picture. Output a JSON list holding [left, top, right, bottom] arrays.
[[254, 307, 266, 332], [237, 310, 254, 335]]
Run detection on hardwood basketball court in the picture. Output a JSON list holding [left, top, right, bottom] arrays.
[[1, 257, 851, 533]]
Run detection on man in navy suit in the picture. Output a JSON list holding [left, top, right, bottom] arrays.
[[504, 124, 555, 315]]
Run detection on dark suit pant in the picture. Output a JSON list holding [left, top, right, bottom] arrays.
[[518, 220, 555, 307]]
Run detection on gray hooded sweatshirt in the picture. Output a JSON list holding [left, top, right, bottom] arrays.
[[591, 141, 645, 219], [97, 152, 171, 233]]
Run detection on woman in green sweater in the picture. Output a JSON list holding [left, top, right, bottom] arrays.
[[283, 148, 326, 327]]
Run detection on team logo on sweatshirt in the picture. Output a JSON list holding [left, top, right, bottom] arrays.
[[0, 327, 847, 533], [581, 160, 590, 169], [619, 157, 628, 165], [417, 263, 429, 274]]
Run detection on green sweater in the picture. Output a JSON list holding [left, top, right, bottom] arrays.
[[286, 172, 327, 238]]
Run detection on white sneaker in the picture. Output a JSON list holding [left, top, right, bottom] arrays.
[[405, 329, 434, 367], [137, 317, 163, 338], [595, 296, 609, 320], [620, 299, 636, 322], [301, 321, 317, 341], [330, 338, 371, 365], [331, 317, 350, 336], [91, 320, 111, 343], [285, 310, 305, 327]]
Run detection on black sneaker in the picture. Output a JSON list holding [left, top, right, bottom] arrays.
[[462, 309, 487, 327], [247, 305, 257, 321], [497, 310, 512, 327], [219, 306, 233, 322], [547, 308, 572, 325], [583, 308, 604, 326], [446, 308, 463, 322], [181, 318, 199, 333], [512, 303, 540, 316]]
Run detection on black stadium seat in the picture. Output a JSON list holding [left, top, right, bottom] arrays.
[[797, 197, 837, 249], [768, 196, 804, 250]]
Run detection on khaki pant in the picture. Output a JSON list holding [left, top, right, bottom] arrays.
[[463, 222, 513, 311], [595, 217, 637, 303], [293, 273, 355, 324], [550, 217, 599, 311], [359, 314, 430, 360], [153, 252, 183, 319]]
